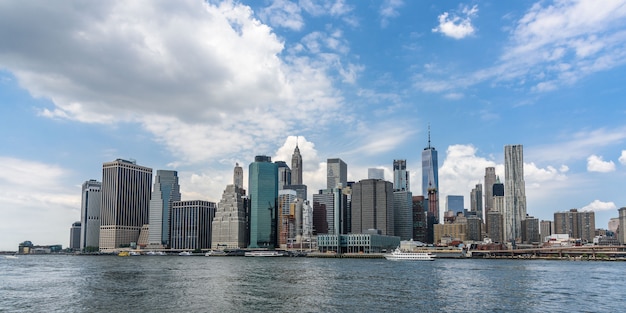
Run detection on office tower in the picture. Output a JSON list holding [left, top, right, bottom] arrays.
[[248, 155, 278, 248], [487, 211, 504, 243], [70, 222, 81, 250], [540, 220, 553, 241], [170, 200, 216, 250], [619, 207, 626, 244], [327, 158, 347, 189], [211, 164, 247, 250], [422, 129, 439, 199], [99, 159, 152, 251], [466, 216, 482, 241], [291, 143, 303, 185], [393, 159, 410, 191], [278, 189, 297, 246], [284, 184, 307, 201], [148, 170, 181, 248], [484, 167, 496, 212], [276, 161, 291, 190], [312, 188, 348, 235], [522, 216, 540, 244], [446, 195, 464, 215], [412, 196, 427, 242], [554, 209, 596, 243], [351, 179, 394, 236], [393, 190, 413, 240], [301, 200, 314, 242], [492, 177, 505, 213], [80, 179, 101, 250], [470, 184, 483, 220], [504, 144, 526, 242], [368, 168, 384, 180]]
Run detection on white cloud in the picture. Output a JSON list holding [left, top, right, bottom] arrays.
[[259, 0, 304, 31], [299, 0, 353, 17], [619, 150, 626, 165], [581, 199, 617, 212], [587, 154, 616, 172], [0, 157, 79, 251], [379, 0, 404, 28], [432, 5, 478, 39]]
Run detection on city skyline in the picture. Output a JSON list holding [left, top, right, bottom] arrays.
[[1, 1, 626, 250]]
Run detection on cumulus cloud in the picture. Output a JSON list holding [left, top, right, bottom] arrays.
[[619, 150, 626, 165], [379, 0, 404, 28], [581, 199, 617, 212], [432, 5, 478, 39], [259, 0, 304, 31], [587, 154, 616, 172], [0, 1, 354, 166]]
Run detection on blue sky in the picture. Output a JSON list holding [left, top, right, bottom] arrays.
[[1, 0, 626, 250]]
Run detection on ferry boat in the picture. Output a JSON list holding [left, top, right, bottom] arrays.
[[205, 250, 227, 256], [178, 251, 193, 256], [244, 251, 284, 257], [383, 248, 435, 261], [117, 251, 130, 257]]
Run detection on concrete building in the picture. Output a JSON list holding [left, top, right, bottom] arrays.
[[540, 220, 553, 241], [504, 145, 527, 242], [170, 200, 216, 250], [608, 217, 619, 233], [466, 216, 482, 241], [317, 233, 400, 254], [69, 221, 81, 251], [211, 166, 247, 250], [312, 188, 348, 235], [412, 196, 427, 243], [393, 190, 413, 240], [487, 210, 504, 243], [470, 183, 483, 221], [484, 167, 496, 213], [446, 195, 464, 215], [393, 159, 410, 191], [148, 170, 181, 248], [276, 161, 291, 190], [554, 209, 596, 243], [99, 159, 152, 252], [368, 168, 384, 180], [434, 223, 466, 244], [327, 158, 347, 189], [522, 216, 540, 244], [351, 179, 394, 236], [248, 156, 278, 248], [80, 179, 101, 251], [291, 143, 303, 185]]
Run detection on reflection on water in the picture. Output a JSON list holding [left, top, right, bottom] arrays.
[[1, 255, 626, 312]]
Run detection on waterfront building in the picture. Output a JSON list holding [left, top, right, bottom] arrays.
[[466, 216, 482, 241], [620, 208, 626, 244], [393, 190, 413, 240], [368, 168, 384, 180], [434, 222, 466, 244], [276, 161, 291, 190], [470, 183, 483, 221], [351, 179, 394, 236], [412, 196, 427, 242], [170, 200, 216, 250], [540, 220, 553, 242], [80, 179, 101, 251], [422, 129, 439, 216], [148, 170, 181, 248], [291, 143, 303, 185], [487, 210, 504, 243], [211, 164, 247, 249], [327, 158, 347, 189], [248, 155, 278, 248], [317, 232, 400, 254], [484, 167, 496, 213], [504, 145, 527, 242], [554, 209, 596, 243], [393, 159, 410, 191], [446, 195, 464, 215], [522, 216, 540, 244], [69, 221, 81, 250], [99, 159, 152, 252]]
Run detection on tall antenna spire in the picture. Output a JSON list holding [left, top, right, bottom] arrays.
[[427, 124, 431, 149], [296, 135, 299, 148]]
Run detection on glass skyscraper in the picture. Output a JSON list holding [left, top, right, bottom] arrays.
[[148, 170, 181, 247], [248, 155, 278, 248], [422, 133, 439, 221]]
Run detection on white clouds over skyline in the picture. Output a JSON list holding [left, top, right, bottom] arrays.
[[582, 199, 617, 212], [432, 4, 478, 39]]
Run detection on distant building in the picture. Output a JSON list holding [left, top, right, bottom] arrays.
[[504, 144, 527, 242], [484, 167, 496, 213], [69, 221, 81, 250], [446, 195, 464, 215], [608, 217, 620, 233], [412, 196, 427, 243], [554, 209, 596, 243], [312, 188, 349, 235], [248, 156, 278, 248], [291, 143, 303, 185], [618, 207, 626, 244], [148, 170, 181, 248], [422, 129, 439, 220], [434, 223, 466, 244], [540, 220, 553, 241], [170, 200, 216, 250], [393, 190, 413, 240], [99, 159, 152, 252], [393, 159, 410, 191], [522, 216, 540, 244], [487, 210, 504, 243], [284, 184, 307, 201], [466, 216, 482, 241], [276, 161, 292, 190], [351, 179, 394, 236], [80, 179, 101, 251], [368, 168, 384, 180], [278, 189, 297, 247], [317, 233, 400, 254], [327, 158, 347, 189], [470, 184, 483, 221], [211, 164, 247, 250]]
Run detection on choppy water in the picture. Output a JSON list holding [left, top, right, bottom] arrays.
[[1, 255, 624, 312]]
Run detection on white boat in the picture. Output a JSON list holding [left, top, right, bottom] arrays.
[[244, 251, 284, 257], [178, 251, 193, 256], [383, 248, 435, 261], [205, 250, 227, 256], [129, 251, 141, 256], [4, 255, 18, 259]]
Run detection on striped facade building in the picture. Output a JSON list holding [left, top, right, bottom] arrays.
[[170, 200, 216, 250]]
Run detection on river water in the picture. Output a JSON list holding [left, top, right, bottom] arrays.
[[1, 255, 623, 312]]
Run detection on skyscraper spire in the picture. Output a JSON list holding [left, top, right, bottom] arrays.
[[427, 124, 431, 149], [291, 138, 303, 185]]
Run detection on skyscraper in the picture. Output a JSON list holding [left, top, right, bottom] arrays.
[[233, 163, 244, 188], [170, 200, 216, 250], [211, 164, 247, 250], [70, 221, 81, 250], [422, 129, 439, 220], [248, 155, 278, 248], [554, 209, 595, 243], [99, 159, 152, 251], [351, 179, 394, 236], [291, 142, 303, 185], [470, 183, 483, 220], [393, 159, 410, 191], [619, 207, 626, 244], [327, 158, 347, 189], [504, 144, 526, 242], [446, 195, 464, 215], [393, 190, 413, 240], [484, 167, 496, 212], [80, 179, 101, 251], [148, 170, 181, 248], [368, 168, 384, 180], [276, 161, 291, 190]]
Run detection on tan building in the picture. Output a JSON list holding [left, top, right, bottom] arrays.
[[434, 223, 466, 244], [554, 209, 595, 243]]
